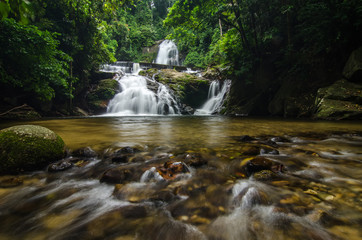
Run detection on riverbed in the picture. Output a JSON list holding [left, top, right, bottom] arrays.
[[0, 116, 361, 239]]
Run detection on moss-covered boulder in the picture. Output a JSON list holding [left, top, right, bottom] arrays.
[[314, 79, 362, 120], [87, 79, 119, 114], [0, 125, 65, 173], [140, 68, 210, 108]]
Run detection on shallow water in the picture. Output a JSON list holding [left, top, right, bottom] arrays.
[[0, 116, 361, 240]]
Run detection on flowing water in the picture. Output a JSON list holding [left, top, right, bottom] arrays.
[[105, 69, 180, 116], [195, 80, 231, 115], [155, 40, 179, 66], [0, 116, 361, 240]]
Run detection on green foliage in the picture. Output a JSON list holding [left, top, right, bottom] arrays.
[[0, 18, 70, 100]]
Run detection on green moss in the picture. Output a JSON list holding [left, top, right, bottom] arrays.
[[88, 79, 119, 102], [0, 125, 65, 173]]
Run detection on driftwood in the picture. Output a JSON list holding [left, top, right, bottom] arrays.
[[0, 104, 28, 116]]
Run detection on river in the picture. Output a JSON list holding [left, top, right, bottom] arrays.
[[0, 116, 361, 239]]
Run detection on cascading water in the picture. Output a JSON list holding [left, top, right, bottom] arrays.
[[155, 40, 179, 66], [194, 80, 231, 115], [105, 63, 180, 116]]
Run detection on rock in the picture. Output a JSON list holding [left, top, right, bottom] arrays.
[[181, 105, 195, 115], [72, 146, 98, 158], [253, 170, 277, 181], [239, 145, 260, 156], [236, 156, 284, 177], [244, 156, 273, 176], [156, 161, 190, 180], [143, 68, 210, 109], [343, 46, 362, 83], [87, 78, 119, 114], [48, 160, 73, 172], [238, 135, 256, 142], [105, 147, 142, 163], [0, 176, 23, 188], [182, 153, 208, 167], [100, 166, 135, 184], [314, 79, 362, 120], [0, 125, 65, 173]]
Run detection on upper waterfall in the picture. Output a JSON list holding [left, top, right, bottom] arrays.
[[155, 40, 179, 66]]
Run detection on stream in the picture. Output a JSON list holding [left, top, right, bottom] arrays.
[[0, 116, 361, 240]]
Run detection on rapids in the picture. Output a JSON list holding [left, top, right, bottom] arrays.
[[0, 116, 361, 240]]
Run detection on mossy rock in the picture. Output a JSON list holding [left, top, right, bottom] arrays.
[[0, 125, 65, 173], [141, 68, 210, 108], [87, 79, 119, 114], [315, 79, 362, 120]]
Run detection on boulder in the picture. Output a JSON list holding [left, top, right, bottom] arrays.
[[87, 78, 119, 114], [314, 79, 362, 120], [343, 47, 362, 83], [141, 68, 210, 109], [0, 125, 65, 173]]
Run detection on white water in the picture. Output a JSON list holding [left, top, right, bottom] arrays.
[[155, 40, 179, 66], [106, 65, 180, 116], [195, 80, 231, 115]]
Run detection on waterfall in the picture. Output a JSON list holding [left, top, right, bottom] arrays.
[[105, 64, 180, 116], [155, 40, 179, 66], [194, 80, 231, 115]]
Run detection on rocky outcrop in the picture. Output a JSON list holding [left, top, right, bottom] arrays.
[[0, 125, 65, 173], [140, 68, 210, 109], [87, 79, 119, 114], [314, 79, 362, 120], [313, 47, 362, 120]]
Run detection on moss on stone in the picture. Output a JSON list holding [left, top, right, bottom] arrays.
[[87, 79, 119, 114], [0, 125, 65, 173]]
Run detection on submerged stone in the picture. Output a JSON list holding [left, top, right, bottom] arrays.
[[0, 125, 65, 173]]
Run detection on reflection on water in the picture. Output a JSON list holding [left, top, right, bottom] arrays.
[[0, 116, 361, 239]]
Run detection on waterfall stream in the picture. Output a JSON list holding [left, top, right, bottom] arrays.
[[195, 80, 231, 115], [105, 64, 180, 116], [155, 40, 179, 66]]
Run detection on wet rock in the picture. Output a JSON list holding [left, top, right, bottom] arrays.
[[260, 146, 279, 155], [137, 211, 207, 240], [47, 160, 73, 172], [0, 176, 23, 188], [85, 205, 150, 239], [253, 170, 277, 181], [100, 166, 135, 184], [240, 135, 256, 142], [307, 209, 345, 227], [182, 153, 208, 167], [0, 125, 65, 173], [72, 147, 98, 158], [156, 161, 190, 181], [241, 156, 273, 176], [232, 186, 269, 208], [106, 147, 142, 163], [239, 145, 261, 156], [150, 190, 177, 203], [181, 105, 195, 115]]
